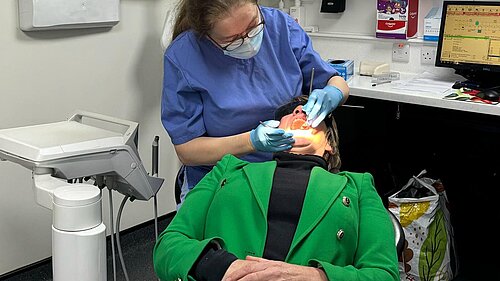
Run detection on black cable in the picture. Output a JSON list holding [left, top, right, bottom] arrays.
[[108, 189, 117, 281], [152, 136, 160, 241], [116, 195, 130, 281], [152, 136, 159, 177], [152, 136, 161, 281]]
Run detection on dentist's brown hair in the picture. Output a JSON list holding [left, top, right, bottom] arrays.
[[171, 0, 258, 42]]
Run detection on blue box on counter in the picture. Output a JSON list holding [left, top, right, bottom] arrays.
[[327, 59, 354, 81]]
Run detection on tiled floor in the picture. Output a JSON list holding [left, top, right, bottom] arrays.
[[0, 214, 173, 281]]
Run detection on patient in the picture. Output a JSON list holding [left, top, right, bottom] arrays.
[[153, 95, 399, 281]]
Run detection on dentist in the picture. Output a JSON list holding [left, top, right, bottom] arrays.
[[161, 0, 350, 204]]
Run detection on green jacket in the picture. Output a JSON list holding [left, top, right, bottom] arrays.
[[154, 154, 399, 281]]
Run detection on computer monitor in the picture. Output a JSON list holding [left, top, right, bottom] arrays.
[[435, 1, 500, 89]]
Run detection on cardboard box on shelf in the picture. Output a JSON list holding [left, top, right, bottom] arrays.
[[376, 0, 419, 39]]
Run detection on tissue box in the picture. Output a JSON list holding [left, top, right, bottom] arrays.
[[376, 0, 419, 39], [327, 59, 354, 81], [424, 7, 442, 41]]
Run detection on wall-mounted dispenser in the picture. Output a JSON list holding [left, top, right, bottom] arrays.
[[289, 0, 306, 27], [18, 0, 120, 31], [320, 0, 346, 13]]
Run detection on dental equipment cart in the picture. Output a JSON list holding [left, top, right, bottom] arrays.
[[0, 111, 164, 281]]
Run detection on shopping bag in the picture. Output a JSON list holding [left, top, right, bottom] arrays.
[[388, 170, 458, 281]]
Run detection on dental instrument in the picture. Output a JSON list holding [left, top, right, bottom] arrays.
[[259, 120, 273, 127], [309, 67, 315, 95], [305, 67, 315, 126]]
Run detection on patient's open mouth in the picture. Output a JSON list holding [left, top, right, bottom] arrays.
[[291, 119, 309, 130]]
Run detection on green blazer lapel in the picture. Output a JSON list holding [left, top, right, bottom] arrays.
[[243, 161, 277, 219], [288, 168, 348, 257]]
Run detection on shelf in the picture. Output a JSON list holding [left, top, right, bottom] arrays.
[[307, 32, 438, 45]]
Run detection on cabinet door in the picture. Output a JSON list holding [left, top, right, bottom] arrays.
[[393, 103, 500, 280], [337, 97, 500, 279], [334, 96, 399, 201]]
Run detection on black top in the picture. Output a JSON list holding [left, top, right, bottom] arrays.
[[193, 152, 327, 281], [263, 152, 327, 260]]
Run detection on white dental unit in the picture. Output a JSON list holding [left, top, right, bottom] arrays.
[[0, 111, 164, 281]]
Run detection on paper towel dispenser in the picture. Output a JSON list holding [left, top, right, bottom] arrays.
[[320, 0, 346, 13], [18, 0, 120, 31]]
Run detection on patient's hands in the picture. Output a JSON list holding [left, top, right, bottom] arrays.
[[222, 256, 327, 281]]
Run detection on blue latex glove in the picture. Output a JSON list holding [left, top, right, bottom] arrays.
[[250, 120, 294, 152], [302, 85, 344, 127]]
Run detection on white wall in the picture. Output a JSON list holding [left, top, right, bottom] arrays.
[[0, 0, 180, 275]]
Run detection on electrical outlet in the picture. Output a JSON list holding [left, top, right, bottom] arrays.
[[392, 42, 410, 63], [421, 46, 436, 65]]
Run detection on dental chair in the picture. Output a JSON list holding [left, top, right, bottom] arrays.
[[388, 209, 406, 261], [174, 167, 183, 206]]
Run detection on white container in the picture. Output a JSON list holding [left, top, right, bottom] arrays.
[[53, 184, 102, 231], [289, 5, 306, 27], [52, 224, 106, 281], [52, 184, 106, 281]]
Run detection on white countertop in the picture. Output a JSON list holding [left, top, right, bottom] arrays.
[[347, 72, 500, 117]]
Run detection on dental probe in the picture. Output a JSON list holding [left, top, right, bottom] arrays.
[[259, 120, 273, 127], [305, 67, 315, 126], [309, 67, 315, 95]]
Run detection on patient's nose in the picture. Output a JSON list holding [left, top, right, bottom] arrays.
[[292, 105, 307, 119]]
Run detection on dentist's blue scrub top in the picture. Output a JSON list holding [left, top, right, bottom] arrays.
[[161, 7, 338, 202]]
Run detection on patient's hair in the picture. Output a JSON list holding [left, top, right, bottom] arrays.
[[275, 95, 341, 173]]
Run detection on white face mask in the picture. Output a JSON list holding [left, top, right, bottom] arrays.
[[223, 30, 263, 60]]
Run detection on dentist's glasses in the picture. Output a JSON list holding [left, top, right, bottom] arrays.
[[208, 6, 265, 51]]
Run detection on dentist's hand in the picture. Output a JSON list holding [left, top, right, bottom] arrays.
[[250, 120, 294, 152], [303, 85, 344, 128]]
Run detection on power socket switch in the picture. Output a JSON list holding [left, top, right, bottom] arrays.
[[421, 46, 436, 65], [392, 42, 410, 63]]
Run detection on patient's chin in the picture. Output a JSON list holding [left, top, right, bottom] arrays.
[[291, 137, 312, 148]]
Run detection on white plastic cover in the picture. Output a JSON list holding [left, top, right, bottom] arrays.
[[18, 0, 119, 31], [161, 5, 179, 52], [0, 111, 164, 201]]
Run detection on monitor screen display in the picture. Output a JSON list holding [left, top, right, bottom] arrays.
[[436, 1, 500, 80]]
